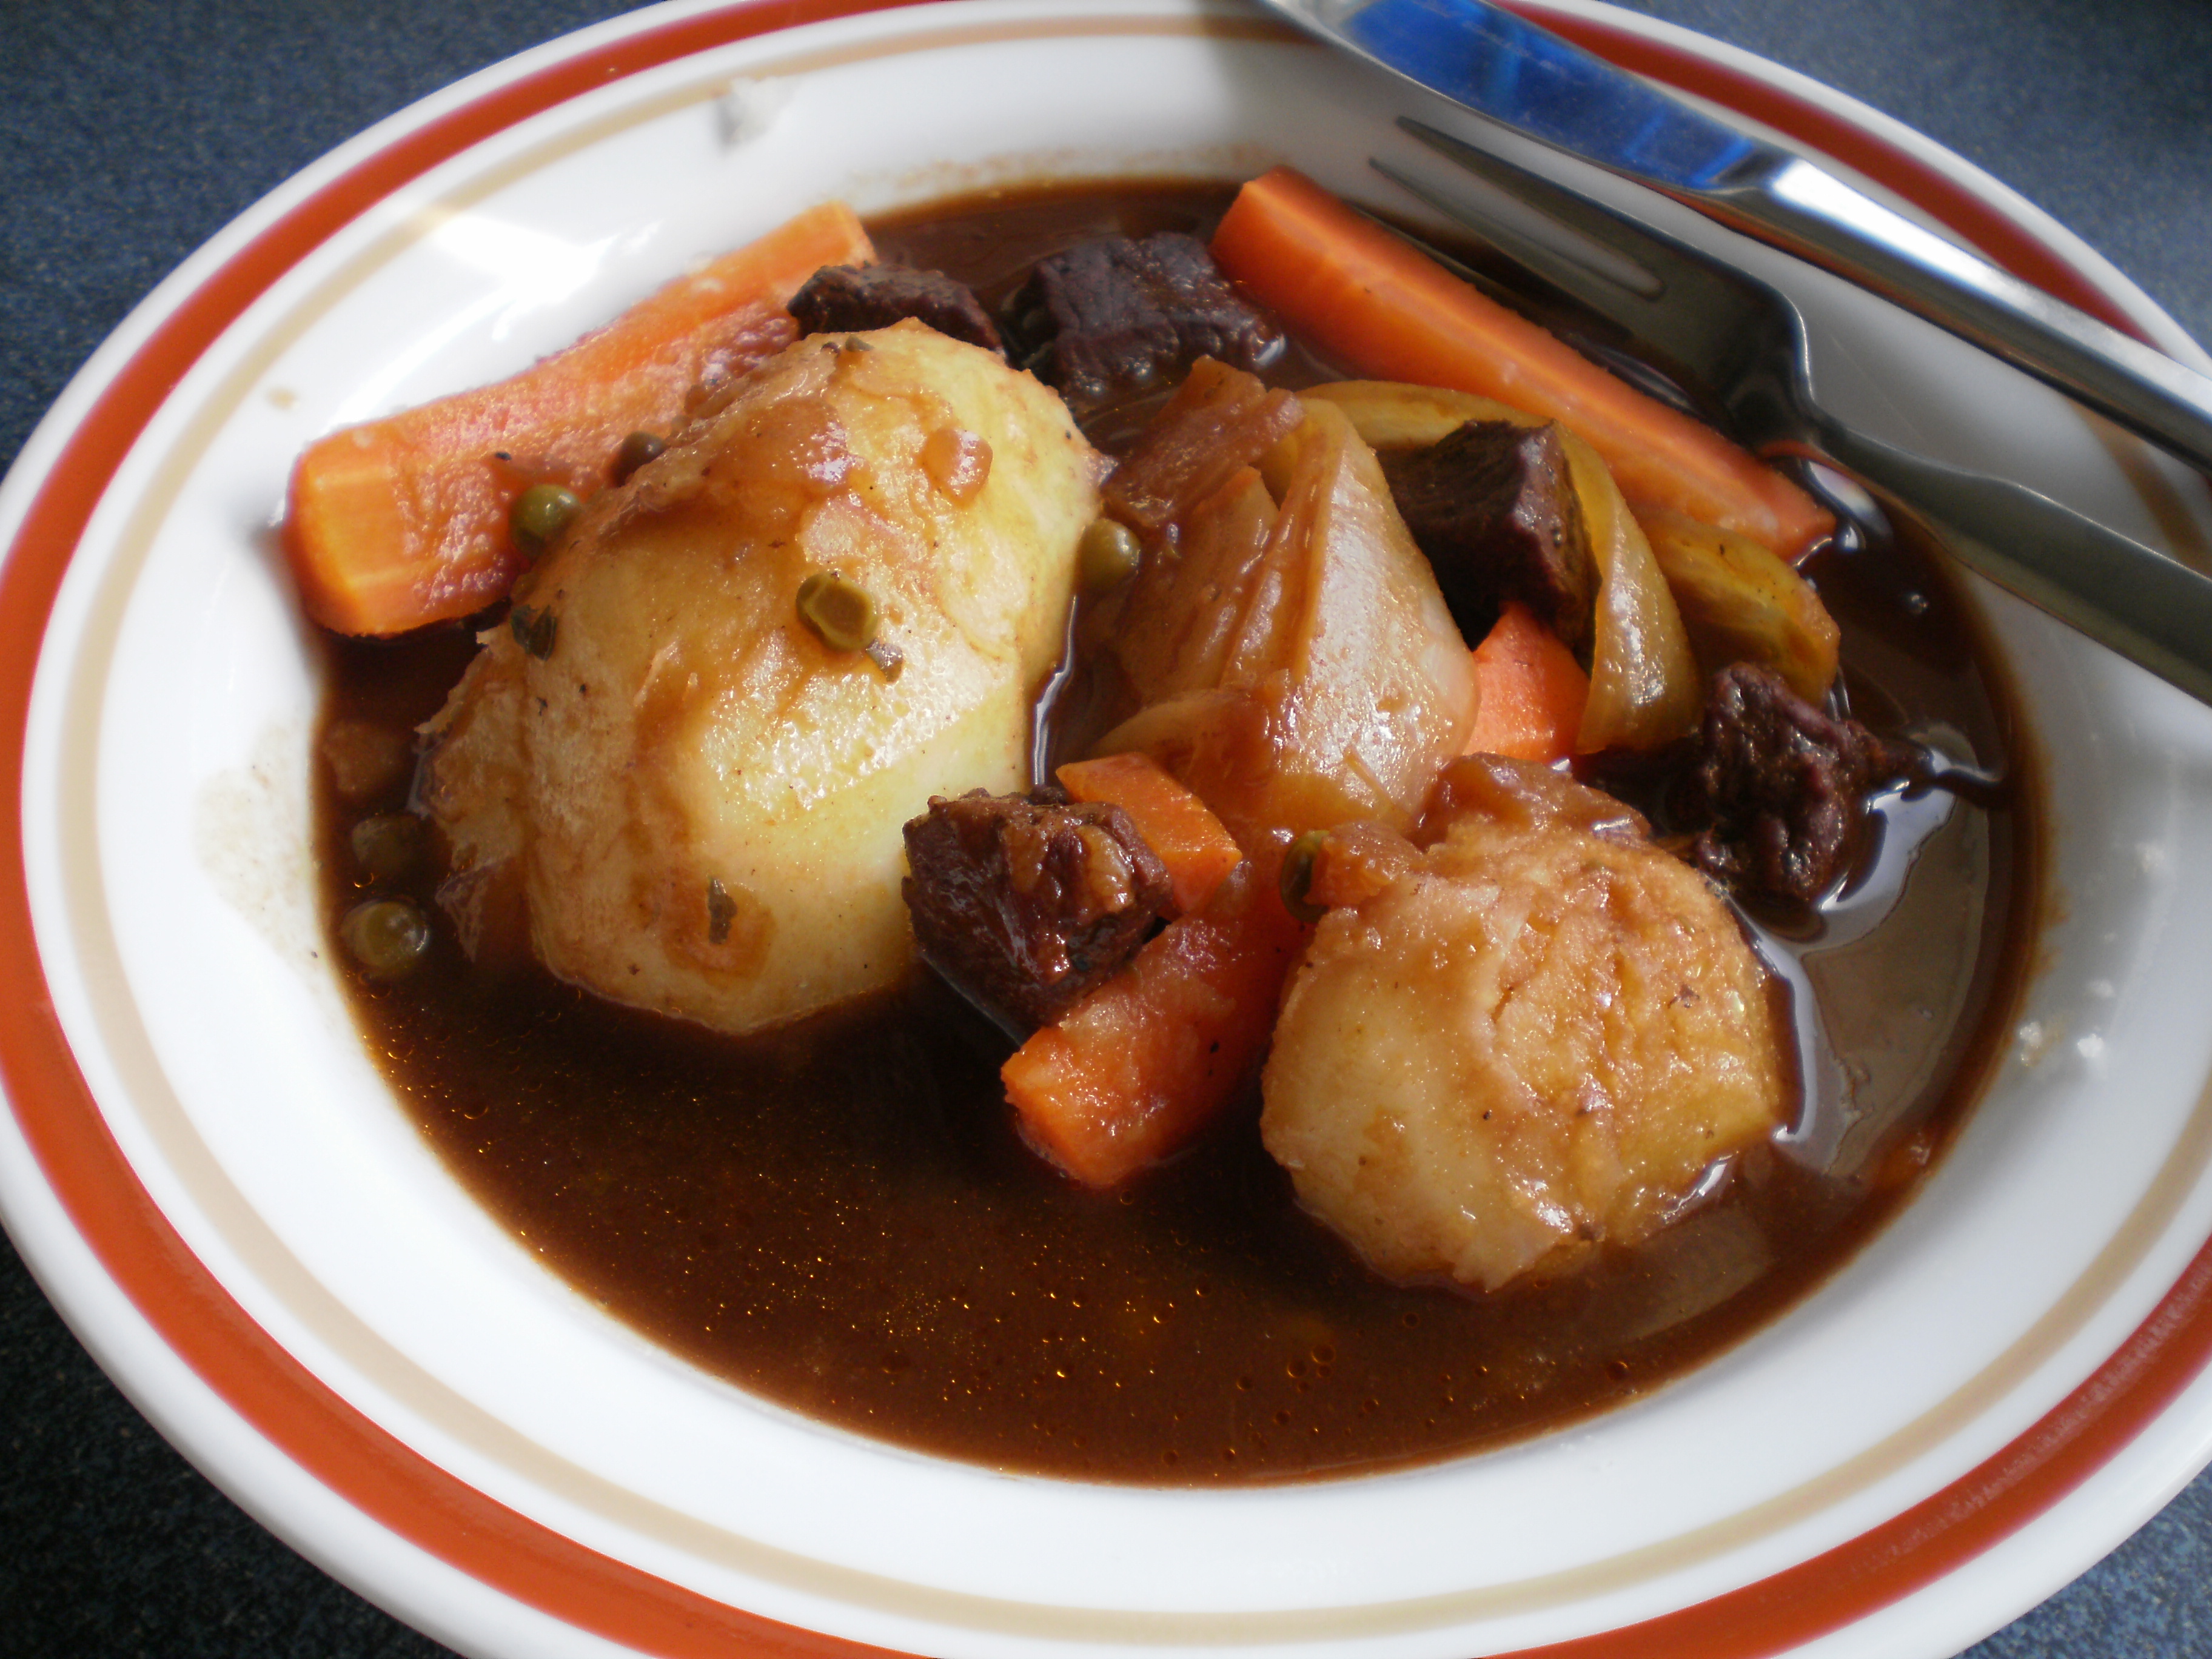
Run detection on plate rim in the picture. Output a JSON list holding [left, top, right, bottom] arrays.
[[4, 1, 2211, 1655]]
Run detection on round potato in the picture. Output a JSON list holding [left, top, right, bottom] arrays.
[[420, 323, 1104, 1036], [1261, 763, 1790, 1290]]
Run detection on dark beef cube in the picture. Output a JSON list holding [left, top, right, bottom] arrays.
[[902, 788, 1173, 1033], [1004, 233, 1283, 406], [1689, 663, 1919, 905], [788, 263, 1003, 354], [1378, 421, 1597, 654]]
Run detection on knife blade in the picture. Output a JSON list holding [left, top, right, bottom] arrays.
[[1260, 0, 2212, 480]]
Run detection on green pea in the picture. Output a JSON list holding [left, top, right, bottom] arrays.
[[612, 430, 665, 484], [1279, 830, 1332, 925], [349, 813, 425, 883], [1077, 518, 1142, 594], [510, 482, 581, 558], [340, 897, 432, 982], [796, 570, 878, 652]]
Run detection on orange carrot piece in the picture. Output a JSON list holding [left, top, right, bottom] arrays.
[[284, 201, 874, 635], [1463, 602, 1591, 765], [1001, 862, 1308, 1188], [1210, 168, 1832, 559], [1056, 751, 1245, 914]]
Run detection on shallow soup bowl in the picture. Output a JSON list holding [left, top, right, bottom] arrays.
[[8, 3, 2212, 1657]]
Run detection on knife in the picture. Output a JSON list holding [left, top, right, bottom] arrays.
[[1257, 0, 2212, 480]]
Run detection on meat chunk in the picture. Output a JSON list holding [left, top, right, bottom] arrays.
[[789, 263, 1002, 354], [1377, 420, 1598, 654], [1262, 756, 1789, 1292], [1691, 663, 1918, 905], [903, 788, 1173, 1032], [1004, 233, 1282, 406]]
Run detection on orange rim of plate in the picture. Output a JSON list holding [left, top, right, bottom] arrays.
[[2, 2, 2205, 1655]]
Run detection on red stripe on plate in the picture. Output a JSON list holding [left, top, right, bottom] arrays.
[[0, 2, 2200, 1655]]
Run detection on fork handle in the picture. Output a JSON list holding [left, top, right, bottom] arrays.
[[1697, 159, 2212, 478], [1814, 423, 2212, 704]]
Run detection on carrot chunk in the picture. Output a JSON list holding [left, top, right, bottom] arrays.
[[1209, 168, 1832, 559], [1000, 862, 1308, 1188], [284, 201, 874, 635], [1463, 602, 1591, 765], [1056, 751, 1245, 914]]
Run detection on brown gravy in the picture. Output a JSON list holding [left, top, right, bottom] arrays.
[[314, 183, 2037, 1484]]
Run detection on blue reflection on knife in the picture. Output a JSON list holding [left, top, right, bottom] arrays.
[[1340, 0, 1761, 190]]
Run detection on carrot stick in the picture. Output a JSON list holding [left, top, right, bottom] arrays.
[[1001, 862, 1307, 1188], [284, 201, 874, 635], [1210, 168, 1832, 560], [1056, 751, 1245, 914], [1462, 602, 1590, 765]]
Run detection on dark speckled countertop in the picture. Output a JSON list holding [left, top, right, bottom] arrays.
[[3, 2, 2210, 1654]]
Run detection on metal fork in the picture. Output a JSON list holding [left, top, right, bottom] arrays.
[[1375, 119, 2212, 707]]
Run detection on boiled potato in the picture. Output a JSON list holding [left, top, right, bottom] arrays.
[[1261, 756, 1789, 1290], [420, 322, 1104, 1035]]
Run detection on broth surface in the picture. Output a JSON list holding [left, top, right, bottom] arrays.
[[317, 183, 2037, 1483]]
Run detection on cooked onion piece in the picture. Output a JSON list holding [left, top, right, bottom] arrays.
[[419, 321, 1104, 1035], [1639, 508, 1842, 703], [1304, 380, 1702, 751], [1087, 366, 1477, 853], [1261, 756, 1791, 1292]]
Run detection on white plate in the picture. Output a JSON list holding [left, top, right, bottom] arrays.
[[6, 3, 2212, 1656]]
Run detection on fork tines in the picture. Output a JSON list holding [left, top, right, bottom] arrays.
[[1381, 115, 1749, 311]]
